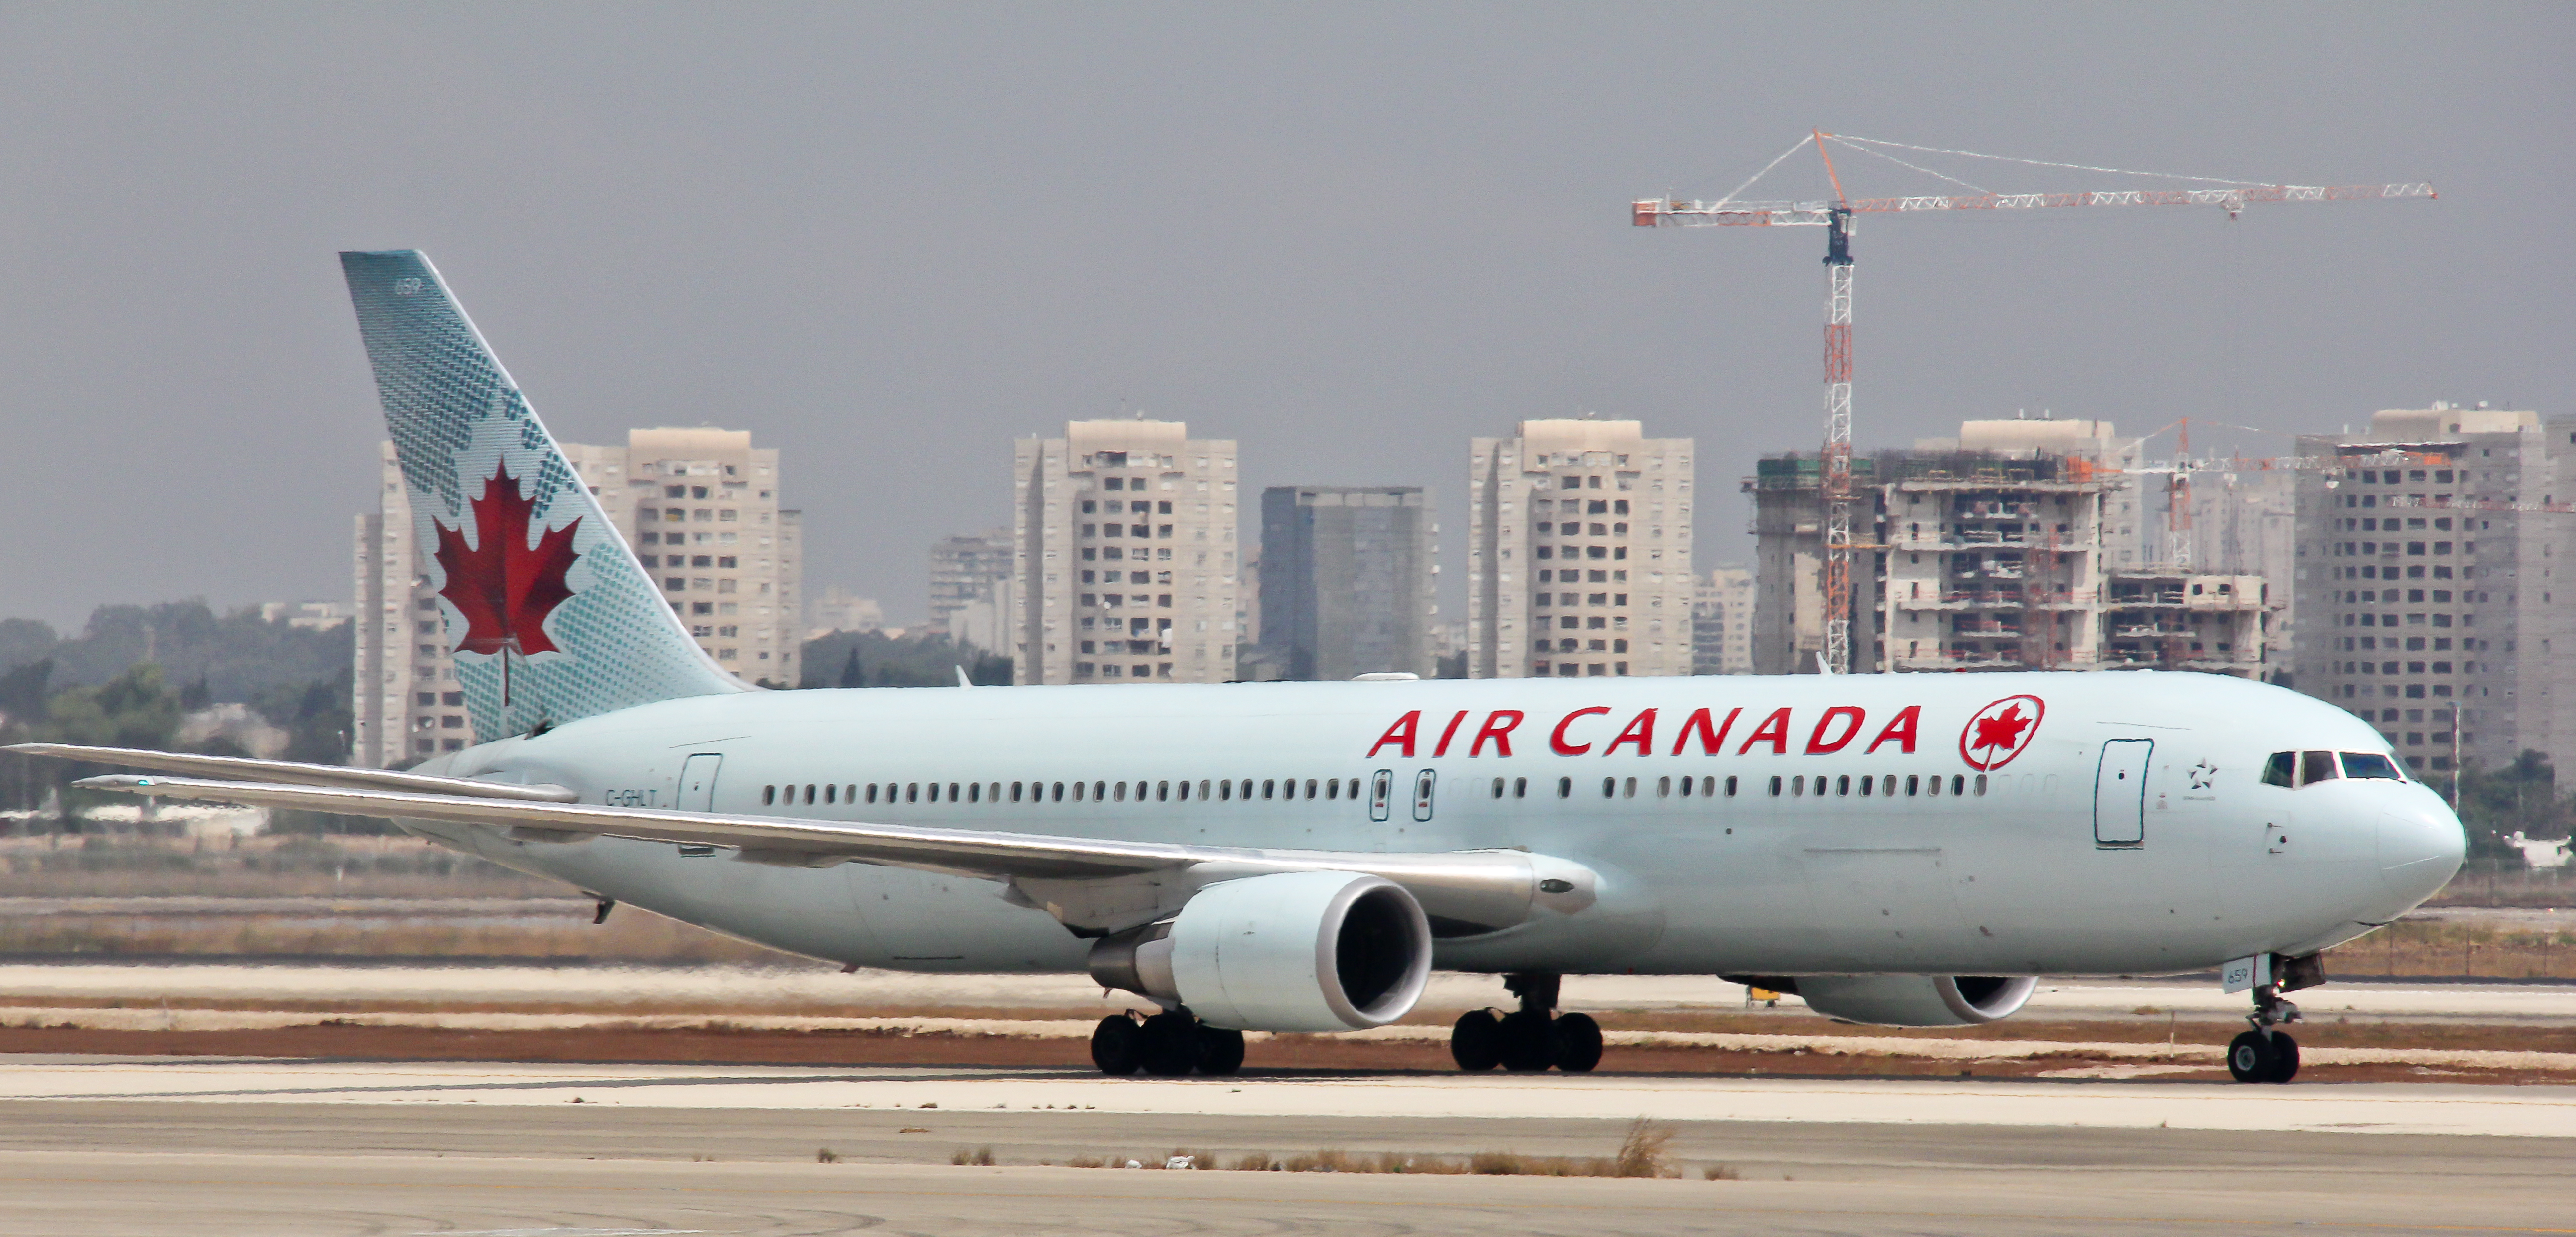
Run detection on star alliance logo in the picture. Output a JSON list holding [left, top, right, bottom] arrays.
[[2187, 759, 2217, 790]]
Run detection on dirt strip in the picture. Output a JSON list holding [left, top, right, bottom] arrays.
[[8, 1005, 2576, 1075]]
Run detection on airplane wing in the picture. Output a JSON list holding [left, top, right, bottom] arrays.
[[61, 768, 1547, 934], [7, 743, 579, 803]]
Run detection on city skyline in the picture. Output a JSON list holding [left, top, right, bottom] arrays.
[[0, 6, 2561, 629]]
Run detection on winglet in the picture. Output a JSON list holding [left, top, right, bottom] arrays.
[[955, 665, 973, 689]]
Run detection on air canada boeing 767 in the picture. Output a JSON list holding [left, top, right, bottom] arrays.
[[15, 250, 2465, 1084]]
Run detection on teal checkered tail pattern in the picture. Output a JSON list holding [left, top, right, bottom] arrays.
[[342, 250, 750, 743]]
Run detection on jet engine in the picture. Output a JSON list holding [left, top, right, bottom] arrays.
[[1757, 975, 2036, 1027], [1086, 870, 1432, 1032]]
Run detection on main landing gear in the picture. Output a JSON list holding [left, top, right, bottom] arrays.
[[1090, 1008, 1244, 1077], [2227, 982, 2302, 1084], [1450, 972, 1603, 1073]]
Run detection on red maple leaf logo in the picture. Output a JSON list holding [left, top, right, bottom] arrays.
[[432, 460, 581, 657], [1958, 694, 2046, 771], [1973, 707, 2031, 753]]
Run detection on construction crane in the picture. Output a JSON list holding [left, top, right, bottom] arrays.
[[1634, 131, 2435, 674]]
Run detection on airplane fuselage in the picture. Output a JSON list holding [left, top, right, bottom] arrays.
[[410, 670, 2463, 980]]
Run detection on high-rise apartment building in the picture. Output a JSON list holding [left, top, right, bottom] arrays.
[[1012, 419, 1241, 684], [2292, 404, 2576, 774], [927, 528, 1015, 635], [1751, 418, 2275, 677], [354, 428, 800, 767], [1692, 565, 1754, 675], [1257, 486, 1437, 680], [1466, 419, 1696, 678]]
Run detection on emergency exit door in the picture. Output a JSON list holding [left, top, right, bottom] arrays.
[[678, 754, 724, 812], [2093, 739, 2152, 846]]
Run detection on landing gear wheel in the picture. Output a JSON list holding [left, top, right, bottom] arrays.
[[1195, 1025, 1246, 1076], [2265, 1032, 2299, 1084], [1554, 1012, 1604, 1073], [2226, 1030, 2275, 1084], [1090, 1014, 1143, 1076], [1498, 1011, 1558, 1073], [1138, 1011, 1201, 1076], [1451, 1009, 1503, 1072]]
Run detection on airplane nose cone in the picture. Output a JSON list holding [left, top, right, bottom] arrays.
[[2378, 794, 2467, 905]]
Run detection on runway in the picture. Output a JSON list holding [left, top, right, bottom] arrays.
[[1, 1077, 2571, 1236]]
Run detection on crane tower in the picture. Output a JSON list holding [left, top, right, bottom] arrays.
[[1634, 132, 2432, 674]]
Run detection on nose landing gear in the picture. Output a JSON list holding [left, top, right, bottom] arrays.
[[1090, 1009, 1244, 1077], [1450, 972, 1603, 1073], [2226, 983, 2302, 1084]]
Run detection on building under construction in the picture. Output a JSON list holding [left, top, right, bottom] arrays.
[[1751, 417, 2277, 676]]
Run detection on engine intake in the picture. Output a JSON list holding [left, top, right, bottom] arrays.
[[1728, 974, 2036, 1027], [1088, 870, 1432, 1032]]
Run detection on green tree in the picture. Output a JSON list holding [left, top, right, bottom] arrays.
[[2448, 750, 2573, 863]]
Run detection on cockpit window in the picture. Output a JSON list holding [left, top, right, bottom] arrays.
[[2262, 752, 2295, 788], [2340, 752, 2404, 781], [2299, 750, 2340, 786]]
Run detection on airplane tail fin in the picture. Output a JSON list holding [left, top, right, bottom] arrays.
[[341, 251, 748, 743]]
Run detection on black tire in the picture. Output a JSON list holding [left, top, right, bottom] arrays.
[[1195, 1025, 1246, 1076], [1451, 1009, 1503, 1072], [1554, 1012, 1604, 1073], [2267, 1032, 2300, 1084], [1138, 1011, 1201, 1077], [2226, 1030, 2273, 1084], [1499, 1010, 1558, 1073], [1091, 1014, 1143, 1076]]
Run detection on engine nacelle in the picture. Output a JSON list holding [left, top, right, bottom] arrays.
[[1087, 870, 1432, 1032], [1789, 975, 2037, 1027]]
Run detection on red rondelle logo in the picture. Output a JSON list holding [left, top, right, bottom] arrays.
[[1959, 695, 2045, 771]]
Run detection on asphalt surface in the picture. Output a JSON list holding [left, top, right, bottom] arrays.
[[0, 1095, 2569, 1236]]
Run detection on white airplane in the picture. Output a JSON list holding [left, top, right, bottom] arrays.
[[17, 251, 2465, 1086]]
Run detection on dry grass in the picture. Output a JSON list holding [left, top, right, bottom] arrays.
[[1072, 1119, 1684, 1179], [949, 1146, 995, 1166], [814, 1148, 839, 1163]]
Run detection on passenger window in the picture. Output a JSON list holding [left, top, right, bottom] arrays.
[[2340, 752, 2404, 780], [1972, 774, 1986, 795], [2263, 753, 2295, 787], [2299, 751, 2340, 786], [1952, 774, 1967, 796], [1199, 779, 1212, 800], [1905, 774, 1919, 796], [761, 785, 775, 805], [1052, 781, 1065, 801], [1515, 777, 1529, 798], [1557, 776, 1573, 799], [1723, 775, 1737, 797], [1263, 779, 1276, 800], [1657, 776, 1671, 797], [1767, 775, 1781, 797], [1305, 779, 1318, 799], [1009, 782, 1021, 802], [824, 785, 836, 804], [1491, 777, 1507, 800], [1601, 777, 1615, 799], [1623, 777, 1637, 798]]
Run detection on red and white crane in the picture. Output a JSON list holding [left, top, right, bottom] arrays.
[[1635, 131, 2434, 674]]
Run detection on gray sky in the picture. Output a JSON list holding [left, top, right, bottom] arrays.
[[0, 2, 2565, 629]]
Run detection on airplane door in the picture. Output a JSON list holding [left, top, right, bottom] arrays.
[[1369, 770, 1393, 822], [1412, 770, 1437, 822], [2093, 740, 2151, 846], [678, 754, 724, 812]]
